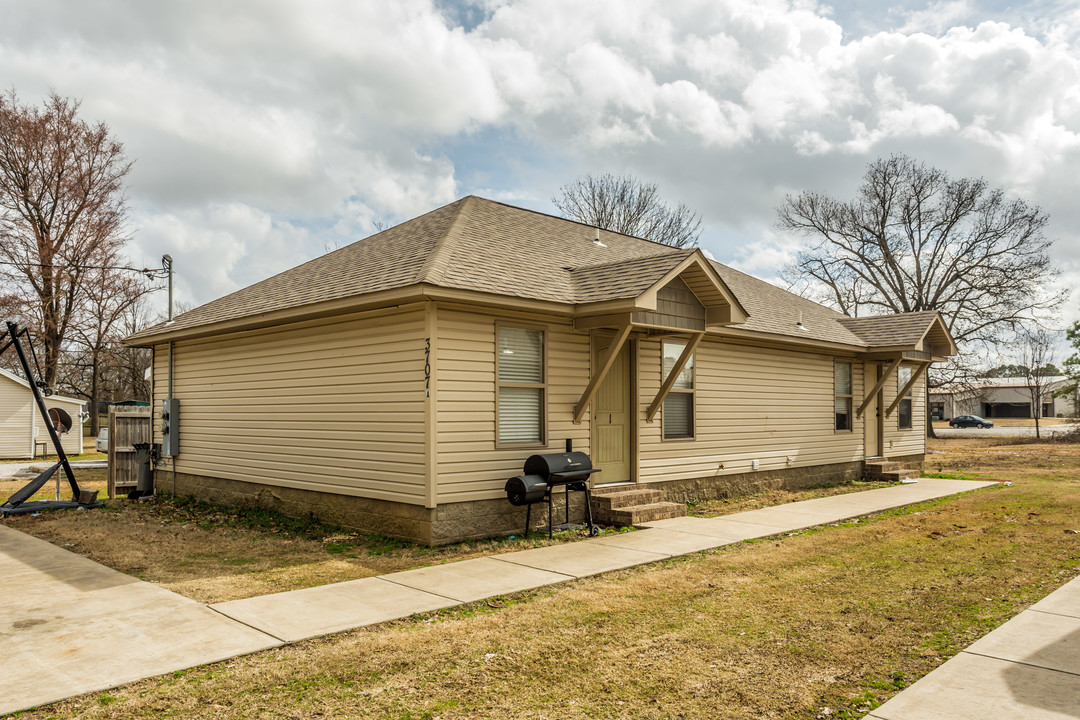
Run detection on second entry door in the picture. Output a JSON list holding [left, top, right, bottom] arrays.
[[592, 335, 632, 483]]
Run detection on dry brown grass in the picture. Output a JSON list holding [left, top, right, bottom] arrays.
[[14, 438, 1080, 720], [0, 467, 108, 504], [687, 480, 895, 517], [4, 475, 899, 605], [1, 473, 634, 603]]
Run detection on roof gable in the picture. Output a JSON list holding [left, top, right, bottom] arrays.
[[838, 311, 957, 358], [0, 368, 86, 406]]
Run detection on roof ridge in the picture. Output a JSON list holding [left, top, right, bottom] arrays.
[[471, 195, 700, 249], [415, 196, 471, 285], [838, 309, 940, 323], [706, 259, 851, 320], [568, 249, 689, 272]]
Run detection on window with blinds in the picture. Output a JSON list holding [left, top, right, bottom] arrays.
[[497, 326, 545, 445], [663, 340, 694, 439], [835, 362, 853, 432], [897, 365, 913, 430]]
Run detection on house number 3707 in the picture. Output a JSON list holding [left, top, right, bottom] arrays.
[[424, 338, 431, 397]]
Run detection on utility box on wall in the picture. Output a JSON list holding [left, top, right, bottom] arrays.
[[161, 398, 179, 457]]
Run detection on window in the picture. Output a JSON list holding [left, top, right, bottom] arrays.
[[834, 362, 853, 431], [898, 365, 913, 430], [497, 326, 545, 445], [662, 340, 694, 439]]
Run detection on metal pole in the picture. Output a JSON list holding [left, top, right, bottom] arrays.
[[162, 253, 176, 494], [5, 322, 79, 498], [162, 254, 174, 322]]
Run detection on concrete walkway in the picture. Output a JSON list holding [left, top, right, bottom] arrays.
[[211, 479, 995, 641], [869, 574, 1080, 720], [0, 459, 108, 479], [1, 477, 994, 714]]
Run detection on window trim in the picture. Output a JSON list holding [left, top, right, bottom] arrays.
[[661, 338, 696, 442], [495, 322, 547, 449], [897, 364, 914, 430], [834, 360, 854, 433]]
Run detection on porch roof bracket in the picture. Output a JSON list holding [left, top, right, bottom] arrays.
[[885, 361, 931, 418], [856, 358, 902, 419], [573, 322, 633, 424], [646, 332, 705, 423]]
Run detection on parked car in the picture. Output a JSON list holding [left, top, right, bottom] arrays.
[[949, 415, 994, 429], [95, 428, 109, 453]]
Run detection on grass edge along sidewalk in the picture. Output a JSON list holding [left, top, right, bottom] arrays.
[[2, 478, 993, 715]]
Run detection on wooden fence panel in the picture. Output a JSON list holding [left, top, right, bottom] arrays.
[[108, 407, 152, 498]]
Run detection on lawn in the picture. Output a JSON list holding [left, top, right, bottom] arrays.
[[9, 437, 1079, 719], [1, 468, 643, 603], [0, 450, 107, 464], [4, 470, 902, 604], [2, 472, 899, 604]]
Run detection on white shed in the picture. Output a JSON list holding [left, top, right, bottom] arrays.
[[0, 368, 86, 458]]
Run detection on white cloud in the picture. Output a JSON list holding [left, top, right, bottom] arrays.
[[0, 0, 1077, 335], [898, 0, 974, 35]]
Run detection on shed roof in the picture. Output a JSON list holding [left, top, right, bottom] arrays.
[[0, 368, 86, 407], [127, 196, 954, 354]]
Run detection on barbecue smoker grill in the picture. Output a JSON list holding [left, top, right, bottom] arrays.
[[504, 441, 601, 538]]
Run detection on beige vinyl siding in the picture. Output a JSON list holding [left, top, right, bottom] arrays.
[[0, 374, 34, 458], [638, 337, 865, 482], [435, 306, 590, 503], [152, 343, 169, 453], [884, 367, 927, 457], [156, 306, 429, 504]]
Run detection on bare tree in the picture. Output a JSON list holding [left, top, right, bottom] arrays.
[[553, 173, 701, 248], [777, 154, 1063, 435], [60, 247, 153, 435], [0, 90, 132, 386], [1017, 327, 1059, 439]]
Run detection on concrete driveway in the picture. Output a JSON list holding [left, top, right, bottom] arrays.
[[0, 525, 281, 716], [0, 459, 108, 479], [935, 423, 1079, 439]]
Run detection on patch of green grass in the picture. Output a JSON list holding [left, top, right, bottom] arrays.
[[921, 470, 982, 480]]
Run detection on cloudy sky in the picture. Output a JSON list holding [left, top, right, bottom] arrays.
[[2, 0, 1078, 331]]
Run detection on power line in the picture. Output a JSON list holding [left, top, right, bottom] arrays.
[[0, 259, 168, 277]]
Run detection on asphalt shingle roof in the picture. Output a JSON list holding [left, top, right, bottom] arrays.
[[837, 311, 942, 347], [128, 196, 947, 352]]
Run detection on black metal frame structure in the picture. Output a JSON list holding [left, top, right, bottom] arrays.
[[0, 321, 100, 516]]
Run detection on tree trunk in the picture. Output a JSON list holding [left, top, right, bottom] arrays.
[[90, 354, 100, 437]]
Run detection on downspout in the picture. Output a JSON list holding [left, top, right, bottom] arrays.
[[169, 340, 175, 495]]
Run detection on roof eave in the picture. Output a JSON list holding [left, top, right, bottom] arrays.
[[713, 325, 868, 354], [124, 284, 582, 346]]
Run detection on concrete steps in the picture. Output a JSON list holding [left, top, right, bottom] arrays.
[[590, 485, 685, 526], [864, 459, 920, 482]]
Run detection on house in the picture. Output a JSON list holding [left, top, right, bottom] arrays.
[[930, 377, 1079, 420], [0, 368, 86, 458], [126, 196, 957, 544]]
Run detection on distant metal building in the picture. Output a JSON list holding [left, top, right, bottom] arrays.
[[930, 377, 1079, 420]]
